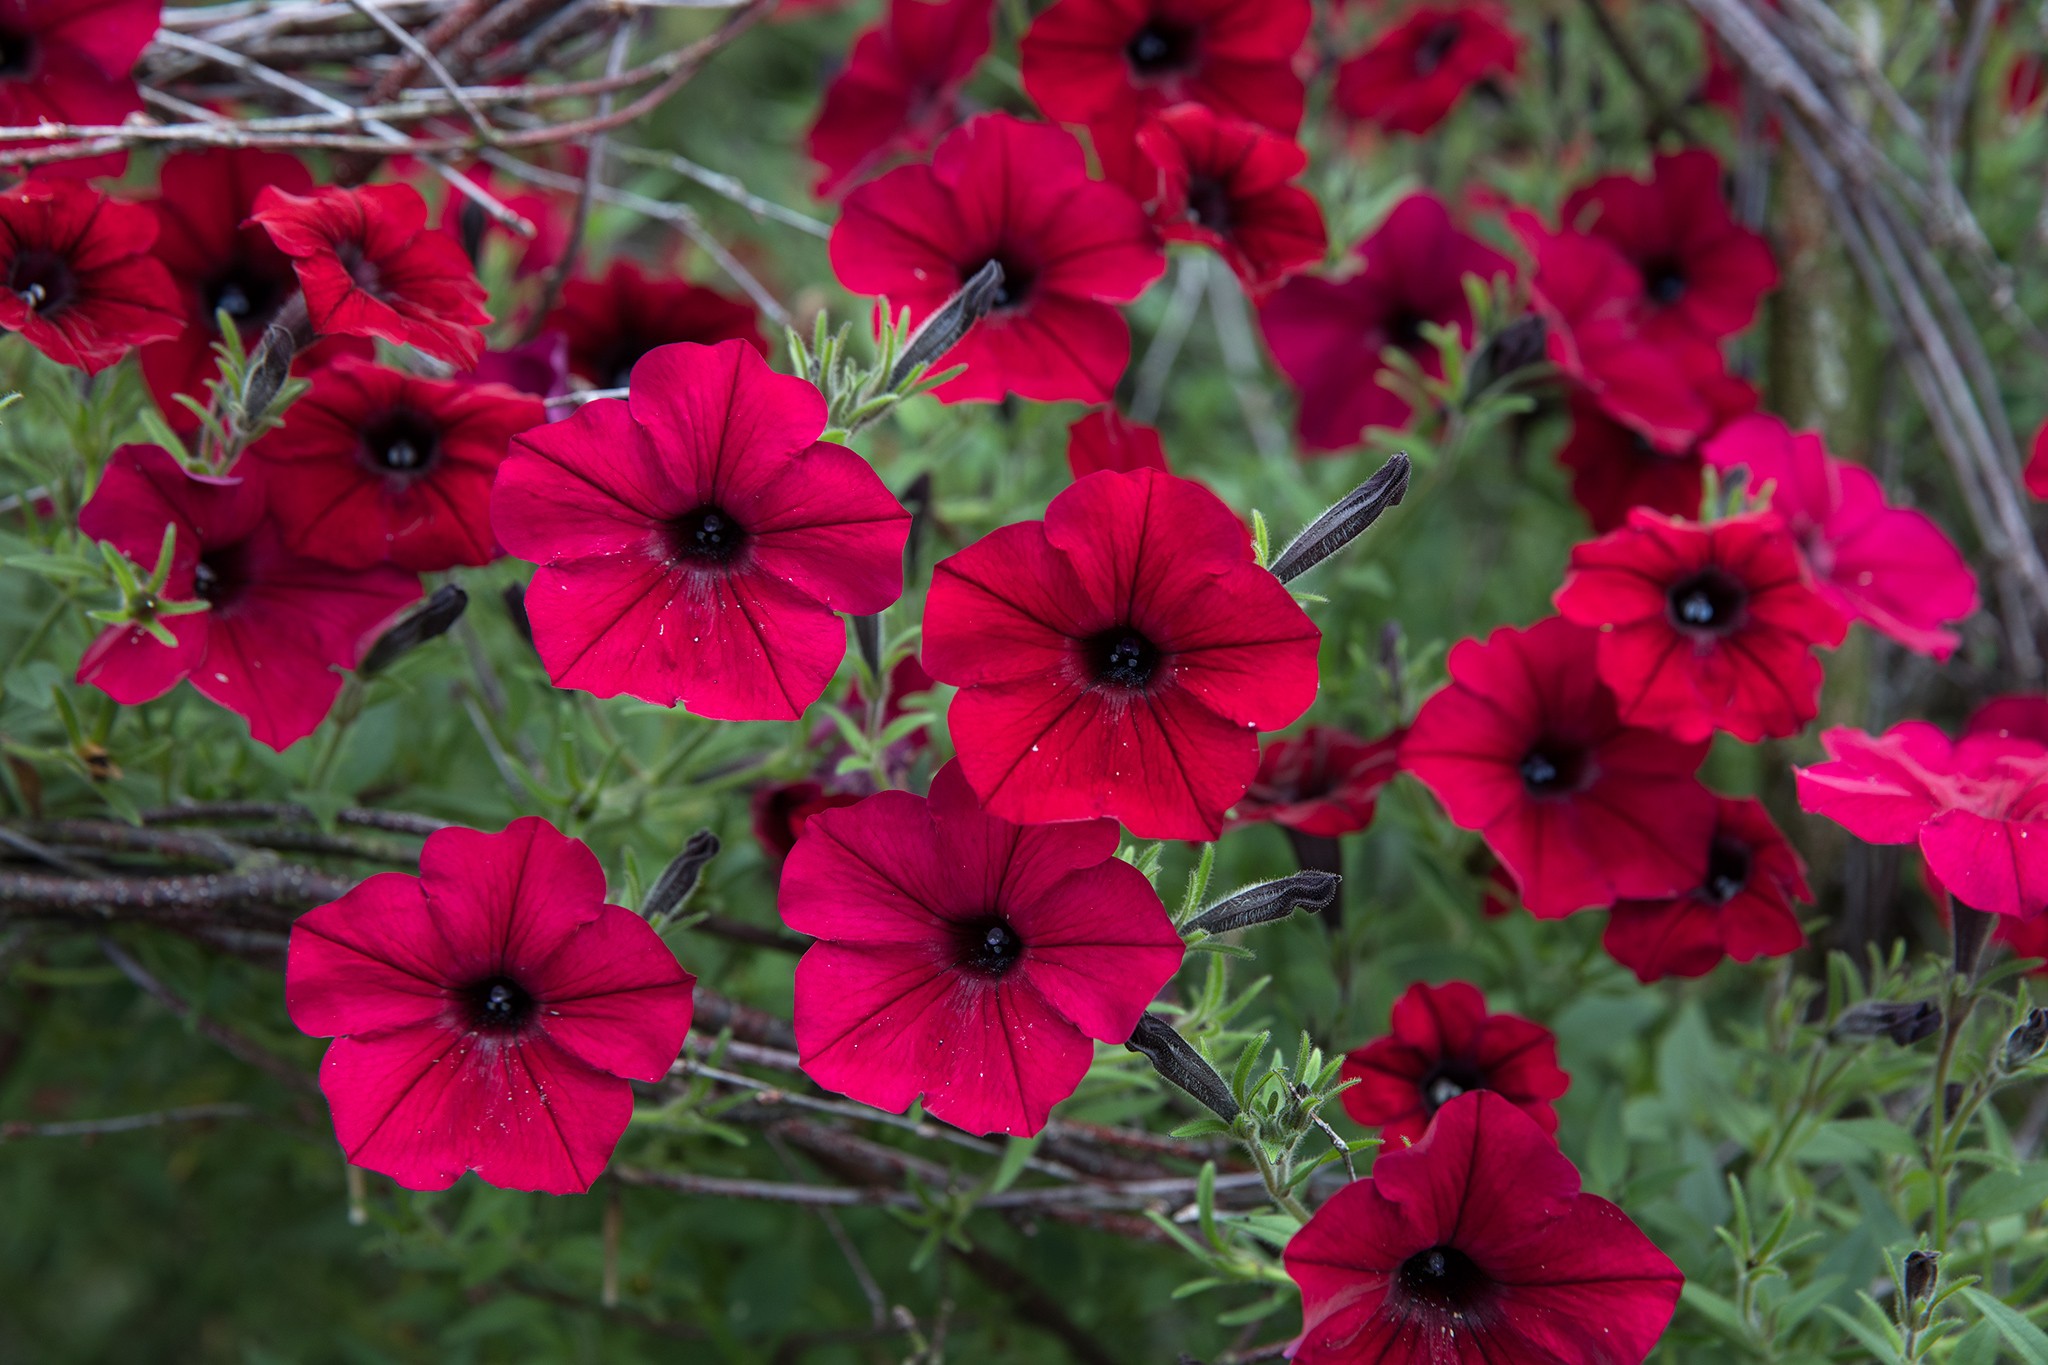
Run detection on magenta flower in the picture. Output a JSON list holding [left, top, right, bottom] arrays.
[[779, 761, 1185, 1137], [491, 340, 911, 720], [286, 818, 696, 1195], [1338, 980, 1569, 1144]]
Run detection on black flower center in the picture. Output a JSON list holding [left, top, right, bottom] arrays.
[[339, 242, 384, 297], [971, 256, 1034, 311], [1397, 1245, 1489, 1313], [1702, 835, 1752, 905], [1126, 21, 1197, 76], [9, 248, 75, 316], [961, 918, 1024, 977], [605, 341, 651, 390], [1385, 308, 1428, 351], [667, 504, 747, 566], [0, 27, 37, 81], [1419, 1061, 1485, 1114], [361, 409, 441, 478], [467, 976, 535, 1031], [191, 541, 251, 612], [1186, 176, 1232, 233], [204, 270, 285, 332], [1645, 259, 1687, 305], [1086, 628, 1162, 690], [1519, 743, 1588, 797], [1667, 569, 1746, 635], [1413, 20, 1464, 76]]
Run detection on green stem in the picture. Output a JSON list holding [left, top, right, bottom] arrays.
[[5, 591, 72, 677], [1927, 980, 1979, 1253], [1248, 1141, 1311, 1225]]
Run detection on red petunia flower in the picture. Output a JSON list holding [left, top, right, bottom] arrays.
[[0, 178, 179, 374], [1704, 413, 1979, 659], [1400, 617, 1716, 917], [75, 445, 420, 751], [1233, 725, 1401, 837], [1066, 407, 1169, 479], [1334, 2, 1521, 135], [250, 182, 491, 368], [1925, 854, 2048, 974], [830, 113, 1165, 405], [474, 331, 572, 403], [753, 780, 864, 865], [807, 0, 993, 198], [1126, 103, 1325, 295], [1554, 508, 1847, 743], [545, 257, 764, 389], [1259, 193, 1513, 453], [491, 340, 910, 720], [1603, 796, 1808, 982], [1286, 1091, 1683, 1365], [0, 0, 158, 179], [1338, 980, 1568, 1144], [286, 817, 696, 1195], [779, 761, 1185, 1137], [923, 467, 1319, 840], [1557, 373, 1757, 534], [1562, 149, 1778, 347], [250, 357, 544, 572]]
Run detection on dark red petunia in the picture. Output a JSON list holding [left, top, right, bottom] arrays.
[[1232, 725, 1401, 837], [1562, 149, 1778, 347], [1286, 1091, 1683, 1365], [1400, 617, 1716, 917], [432, 163, 571, 280], [1557, 373, 1756, 533], [0, 0, 159, 179], [807, 0, 993, 198], [830, 113, 1165, 405], [1704, 414, 1979, 659], [1259, 193, 1513, 453], [1339, 980, 1567, 1145], [923, 467, 1319, 840], [1066, 406, 1170, 479], [491, 340, 910, 721], [75, 445, 420, 751], [249, 357, 544, 572], [1334, 1, 1521, 135], [753, 780, 864, 865], [779, 761, 1185, 1137], [286, 817, 695, 1195], [545, 257, 764, 390], [1603, 796, 1809, 982], [0, 178, 179, 374], [1554, 508, 1847, 743], [250, 182, 491, 368], [1125, 103, 1325, 295], [474, 331, 572, 403]]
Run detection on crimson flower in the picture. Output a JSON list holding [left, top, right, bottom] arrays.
[[1557, 373, 1757, 534], [1233, 725, 1401, 837], [250, 357, 544, 572], [545, 257, 763, 389], [1286, 1091, 1683, 1365], [250, 182, 491, 368], [1562, 149, 1778, 346], [1339, 981, 1567, 1145], [753, 780, 863, 865], [1126, 103, 1325, 294], [1334, 2, 1521, 135], [1554, 508, 1847, 743], [0, 179, 179, 374], [923, 467, 1319, 840], [1704, 414, 1979, 659], [779, 761, 1185, 1137], [491, 340, 910, 720], [1604, 796, 1809, 982], [1066, 407, 1169, 479], [830, 113, 1165, 404], [286, 818, 695, 1195], [0, 0, 158, 178], [1259, 193, 1512, 453], [807, 0, 993, 197], [1400, 617, 1716, 917], [75, 445, 420, 751]]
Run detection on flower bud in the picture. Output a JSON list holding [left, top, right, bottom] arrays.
[[887, 259, 1004, 389], [1125, 1012, 1241, 1122], [643, 829, 721, 924], [502, 583, 533, 645], [1466, 315, 1548, 396], [359, 585, 468, 675], [2003, 1007, 2048, 1071], [1185, 871, 1341, 935], [1952, 902, 1993, 979], [1269, 453, 1412, 585], [900, 471, 933, 577], [1830, 999, 1942, 1047], [1902, 1249, 1939, 1306]]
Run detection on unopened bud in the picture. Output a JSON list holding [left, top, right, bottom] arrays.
[[888, 259, 1004, 389], [360, 585, 467, 675], [1902, 1249, 1939, 1306], [1831, 999, 1942, 1047], [1125, 1013, 1240, 1122], [643, 829, 721, 923], [900, 471, 933, 577], [1269, 453, 1411, 585], [1952, 902, 1993, 979], [2004, 1007, 2048, 1071], [853, 613, 883, 688], [502, 583, 533, 645], [1466, 315, 1548, 396], [1185, 871, 1340, 935], [457, 198, 489, 266]]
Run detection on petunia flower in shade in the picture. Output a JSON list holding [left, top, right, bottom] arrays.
[[752, 780, 863, 865], [779, 761, 1185, 1137], [1126, 103, 1326, 295], [1703, 413, 1979, 659], [923, 467, 1319, 840], [1338, 980, 1568, 1144], [1554, 508, 1847, 743], [249, 182, 491, 368], [431, 163, 571, 280], [1233, 725, 1401, 837], [0, 179, 180, 374], [1557, 373, 1757, 533], [807, 0, 993, 198], [474, 331, 573, 404], [74, 445, 420, 751], [545, 257, 764, 389], [1259, 193, 1513, 453], [1400, 616, 1716, 917], [1066, 407, 1170, 479], [491, 340, 911, 720], [1286, 1091, 1684, 1365], [249, 357, 544, 572], [1562, 149, 1779, 346], [830, 113, 1165, 405], [285, 818, 696, 1195], [1334, 2, 1521, 135], [0, 0, 159, 179], [1603, 796, 1809, 982]]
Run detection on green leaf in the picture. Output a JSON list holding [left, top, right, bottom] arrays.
[[1961, 1288, 2048, 1364], [1956, 1162, 2048, 1224]]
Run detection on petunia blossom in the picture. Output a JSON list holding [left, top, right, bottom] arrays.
[[1603, 796, 1809, 982], [807, 0, 993, 198], [286, 818, 695, 1195], [779, 761, 1185, 1137], [0, 178, 180, 374], [1066, 407, 1170, 479], [1232, 724, 1401, 837], [752, 780, 863, 865], [1334, 1, 1521, 135], [491, 340, 910, 721], [0, 0, 159, 178], [1338, 980, 1569, 1144], [1400, 616, 1716, 917], [1556, 373, 1757, 534], [1126, 102, 1326, 295], [1286, 1091, 1683, 1365], [545, 257, 764, 389], [923, 467, 1319, 840]]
